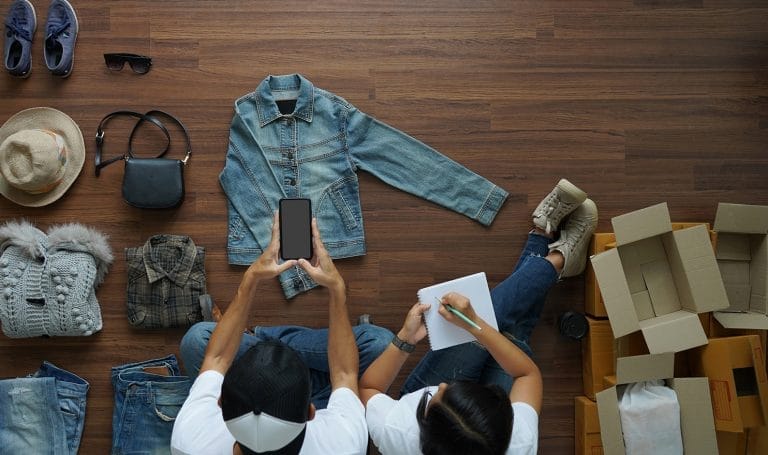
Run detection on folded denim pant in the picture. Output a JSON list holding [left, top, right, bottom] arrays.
[[111, 355, 191, 455], [0, 361, 89, 455]]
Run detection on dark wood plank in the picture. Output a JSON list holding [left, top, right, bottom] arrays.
[[1, 1, 767, 454]]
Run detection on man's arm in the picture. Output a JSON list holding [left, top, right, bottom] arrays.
[[199, 212, 297, 375], [440, 292, 543, 413], [359, 302, 431, 405], [298, 219, 358, 393]]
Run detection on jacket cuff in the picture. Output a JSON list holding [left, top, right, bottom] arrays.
[[475, 185, 509, 226]]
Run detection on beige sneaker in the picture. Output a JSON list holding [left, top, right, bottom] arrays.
[[532, 179, 588, 233], [549, 198, 598, 277]]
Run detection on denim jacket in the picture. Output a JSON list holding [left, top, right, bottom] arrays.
[[220, 74, 508, 298]]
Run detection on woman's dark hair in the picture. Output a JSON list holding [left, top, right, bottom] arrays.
[[416, 382, 513, 455]]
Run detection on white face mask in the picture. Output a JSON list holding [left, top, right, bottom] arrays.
[[225, 411, 306, 452]]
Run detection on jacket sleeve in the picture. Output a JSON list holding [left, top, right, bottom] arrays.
[[345, 107, 508, 226]]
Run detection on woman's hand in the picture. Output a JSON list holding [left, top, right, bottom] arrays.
[[397, 302, 431, 345], [437, 292, 481, 330]]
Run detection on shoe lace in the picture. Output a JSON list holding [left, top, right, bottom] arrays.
[[535, 192, 578, 233], [5, 16, 32, 42], [46, 16, 71, 42], [562, 217, 592, 250]]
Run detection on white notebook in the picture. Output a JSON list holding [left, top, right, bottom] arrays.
[[417, 272, 499, 351]]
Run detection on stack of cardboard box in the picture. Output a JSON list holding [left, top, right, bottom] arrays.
[[576, 203, 768, 455]]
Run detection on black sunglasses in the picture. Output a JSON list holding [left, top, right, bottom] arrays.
[[103, 53, 152, 74]]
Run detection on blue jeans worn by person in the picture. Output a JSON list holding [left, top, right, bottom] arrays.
[[181, 322, 393, 409], [111, 355, 191, 455], [221, 74, 508, 298], [0, 361, 88, 455], [401, 233, 558, 395]]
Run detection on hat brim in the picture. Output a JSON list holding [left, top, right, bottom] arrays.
[[0, 107, 85, 207]]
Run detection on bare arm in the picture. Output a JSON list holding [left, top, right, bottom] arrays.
[[298, 219, 357, 393], [199, 213, 296, 375], [440, 292, 543, 413], [359, 302, 431, 405]]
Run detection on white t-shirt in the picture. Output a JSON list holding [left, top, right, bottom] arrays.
[[171, 370, 368, 455], [366, 386, 538, 455]]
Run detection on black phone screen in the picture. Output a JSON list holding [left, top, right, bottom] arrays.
[[279, 198, 312, 260]]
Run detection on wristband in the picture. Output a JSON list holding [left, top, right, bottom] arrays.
[[391, 334, 416, 353]]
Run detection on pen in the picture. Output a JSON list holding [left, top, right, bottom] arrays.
[[437, 298, 482, 331]]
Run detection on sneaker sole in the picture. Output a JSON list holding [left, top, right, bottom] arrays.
[[560, 198, 599, 278]]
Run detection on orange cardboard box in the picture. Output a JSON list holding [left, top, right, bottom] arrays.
[[582, 317, 615, 400], [585, 233, 616, 317], [710, 315, 767, 351], [748, 425, 768, 454], [689, 335, 768, 432], [575, 396, 604, 455], [717, 431, 747, 455]]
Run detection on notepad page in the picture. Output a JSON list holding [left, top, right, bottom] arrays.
[[417, 272, 499, 351]]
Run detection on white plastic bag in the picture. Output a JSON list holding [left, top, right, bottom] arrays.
[[618, 379, 683, 455]]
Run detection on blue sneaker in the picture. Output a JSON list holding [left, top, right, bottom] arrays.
[[3, 0, 36, 78], [44, 0, 78, 77]]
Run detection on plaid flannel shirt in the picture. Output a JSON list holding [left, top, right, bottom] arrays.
[[125, 235, 206, 328]]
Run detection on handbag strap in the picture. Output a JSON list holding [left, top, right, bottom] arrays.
[[94, 110, 171, 177], [128, 110, 192, 165]]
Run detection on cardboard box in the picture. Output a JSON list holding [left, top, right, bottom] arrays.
[[575, 396, 604, 455], [583, 317, 615, 400], [710, 315, 767, 351], [712, 203, 768, 329], [748, 425, 768, 454], [595, 353, 718, 455], [717, 431, 747, 455], [590, 203, 729, 353], [689, 335, 768, 432], [585, 224, 715, 319], [586, 233, 617, 317]]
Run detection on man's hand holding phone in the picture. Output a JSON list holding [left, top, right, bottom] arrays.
[[298, 218, 345, 295], [241, 212, 298, 296]]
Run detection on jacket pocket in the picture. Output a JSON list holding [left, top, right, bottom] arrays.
[[327, 177, 361, 231]]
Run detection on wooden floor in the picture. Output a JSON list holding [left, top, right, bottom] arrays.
[[1, 1, 767, 453]]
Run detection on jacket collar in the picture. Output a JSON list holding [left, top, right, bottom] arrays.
[[255, 74, 314, 126], [142, 235, 197, 286]]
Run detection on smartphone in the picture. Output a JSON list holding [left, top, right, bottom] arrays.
[[279, 198, 313, 260]]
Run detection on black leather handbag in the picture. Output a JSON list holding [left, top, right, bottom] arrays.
[[95, 110, 192, 209]]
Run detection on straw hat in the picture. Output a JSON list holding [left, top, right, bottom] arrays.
[[0, 107, 85, 207]]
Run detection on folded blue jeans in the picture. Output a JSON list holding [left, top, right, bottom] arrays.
[[180, 322, 393, 409], [111, 355, 191, 455], [0, 361, 88, 455], [401, 232, 558, 395]]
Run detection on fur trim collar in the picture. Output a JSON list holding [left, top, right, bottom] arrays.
[[0, 220, 47, 259], [0, 220, 113, 286], [48, 223, 113, 286]]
